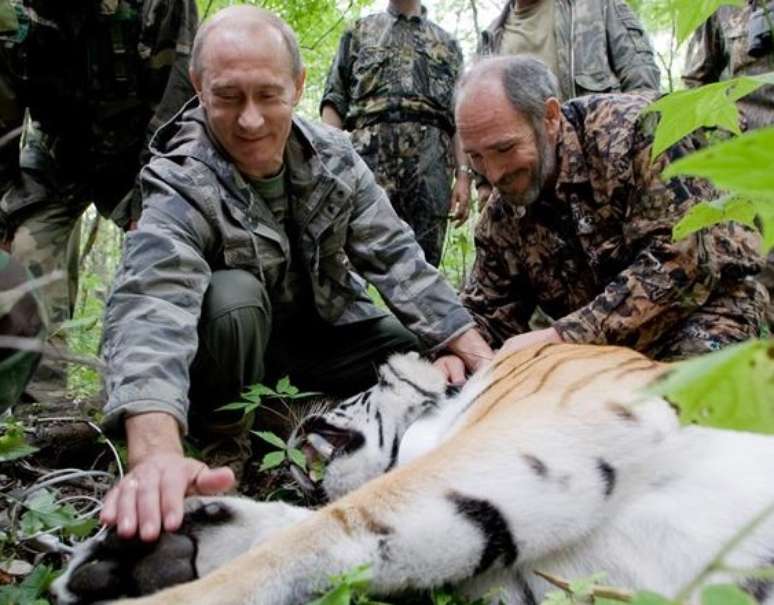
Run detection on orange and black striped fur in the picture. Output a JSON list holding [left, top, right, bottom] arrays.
[[54, 344, 774, 605]]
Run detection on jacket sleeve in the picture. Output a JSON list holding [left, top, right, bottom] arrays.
[[553, 133, 721, 351], [682, 15, 726, 88], [319, 29, 354, 120], [607, 0, 661, 94], [101, 159, 215, 435], [344, 153, 474, 351], [113, 0, 198, 228], [140, 0, 198, 151], [460, 203, 535, 348]]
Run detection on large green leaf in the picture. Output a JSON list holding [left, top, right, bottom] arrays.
[[648, 340, 774, 434], [0, 427, 38, 462], [672, 195, 774, 252], [0, 564, 59, 605], [662, 127, 774, 250], [670, 0, 745, 45], [672, 195, 757, 239], [663, 126, 774, 197], [258, 450, 286, 472], [644, 77, 763, 159], [253, 430, 287, 449], [19, 490, 99, 539], [701, 585, 757, 605]]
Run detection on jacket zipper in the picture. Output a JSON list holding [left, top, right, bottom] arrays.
[[303, 178, 338, 274], [569, 0, 577, 97]]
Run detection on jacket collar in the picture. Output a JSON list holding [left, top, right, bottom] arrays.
[[554, 111, 590, 187], [385, 4, 428, 20]]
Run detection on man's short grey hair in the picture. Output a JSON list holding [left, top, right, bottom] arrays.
[[456, 55, 560, 129], [191, 7, 304, 78]]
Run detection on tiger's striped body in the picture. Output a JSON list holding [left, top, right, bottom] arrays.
[[54, 344, 774, 605]]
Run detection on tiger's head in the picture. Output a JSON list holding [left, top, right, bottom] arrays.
[[290, 352, 450, 501]]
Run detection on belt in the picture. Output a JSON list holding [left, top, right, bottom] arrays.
[[347, 109, 454, 136]]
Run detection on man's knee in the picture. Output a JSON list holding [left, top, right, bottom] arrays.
[[201, 269, 270, 322]]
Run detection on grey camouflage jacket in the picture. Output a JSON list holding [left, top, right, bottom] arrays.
[[102, 100, 473, 432], [479, 0, 660, 100]]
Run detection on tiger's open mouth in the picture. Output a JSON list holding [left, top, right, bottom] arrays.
[[289, 416, 365, 499]]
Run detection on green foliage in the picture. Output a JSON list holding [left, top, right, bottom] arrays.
[[253, 430, 308, 473], [630, 591, 676, 605], [430, 589, 502, 605], [701, 585, 757, 605], [439, 216, 477, 290], [648, 339, 774, 434], [0, 419, 38, 462], [218, 377, 319, 417], [19, 490, 99, 539], [671, 195, 758, 241], [0, 564, 58, 605], [306, 564, 388, 605], [541, 572, 614, 605], [670, 0, 745, 45], [644, 77, 765, 159], [663, 125, 774, 250]]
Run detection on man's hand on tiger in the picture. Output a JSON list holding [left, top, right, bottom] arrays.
[[433, 328, 494, 383], [500, 327, 563, 356], [100, 413, 235, 542]]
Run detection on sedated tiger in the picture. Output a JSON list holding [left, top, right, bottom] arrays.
[[53, 343, 774, 605]]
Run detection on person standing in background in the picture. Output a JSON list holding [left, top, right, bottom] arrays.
[[683, 0, 774, 330], [320, 0, 472, 267]]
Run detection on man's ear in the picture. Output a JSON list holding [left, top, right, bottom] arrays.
[[293, 68, 306, 106], [544, 97, 561, 141], [190, 67, 203, 99]]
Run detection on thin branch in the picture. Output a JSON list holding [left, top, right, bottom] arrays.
[[0, 270, 65, 315], [300, 0, 355, 51], [675, 500, 774, 602], [533, 570, 633, 602], [0, 335, 106, 370], [79, 214, 101, 268], [468, 0, 481, 41]]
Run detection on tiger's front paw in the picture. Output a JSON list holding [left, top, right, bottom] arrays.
[[51, 498, 238, 604]]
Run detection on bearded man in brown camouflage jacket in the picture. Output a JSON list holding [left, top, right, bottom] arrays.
[[457, 56, 768, 360]]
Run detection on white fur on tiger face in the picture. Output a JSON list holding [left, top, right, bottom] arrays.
[[53, 344, 774, 605]]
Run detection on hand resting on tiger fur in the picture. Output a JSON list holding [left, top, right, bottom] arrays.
[[53, 344, 774, 605]]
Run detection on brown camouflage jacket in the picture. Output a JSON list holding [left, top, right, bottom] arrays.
[[683, 0, 774, 130], [102, 100, 474, 432], [461, 94, 764, 356], [320, 6, 462, 134], [479, 0, 660, 100]]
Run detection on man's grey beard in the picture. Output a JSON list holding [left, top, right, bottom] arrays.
[[499, 123, 556, 208]]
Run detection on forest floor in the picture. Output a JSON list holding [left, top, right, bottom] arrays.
[[0, 392, 316, 602]]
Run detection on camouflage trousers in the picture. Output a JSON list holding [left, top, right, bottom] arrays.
[[1, 116, 135, 333], [350, 121, 454, 267]]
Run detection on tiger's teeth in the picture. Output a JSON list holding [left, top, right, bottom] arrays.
[[307, 433, 335, 459]]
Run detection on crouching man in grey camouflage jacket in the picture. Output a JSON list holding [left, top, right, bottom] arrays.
[[98, 5, 492, 543]]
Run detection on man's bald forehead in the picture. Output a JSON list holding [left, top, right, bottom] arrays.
[[191, 6, 303, 78], [455, 58, 508, 108]]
